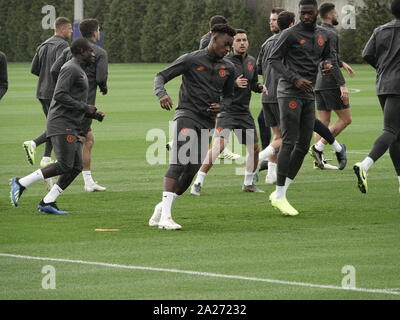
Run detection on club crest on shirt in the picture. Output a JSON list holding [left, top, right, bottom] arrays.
[[66, 135, 75, 143], [300, 39, 307, 45], [196, 65, 205, 71], [218, 64, 227, 78], [247, 62, 253, 71], [317, 34, 325, 47], [289, 101, 298, 109], [180, 128, 189, 135]]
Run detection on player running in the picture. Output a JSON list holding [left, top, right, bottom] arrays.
[[267, 0, 342, 215], [149, 24, 236, 230], [190, 29, 265, 196], [310, 2, 354, 170], [354, 0, 400, 194], [9, 39, 105, 214], [51, 18, 109, 193], [23, 17, 73, 190]]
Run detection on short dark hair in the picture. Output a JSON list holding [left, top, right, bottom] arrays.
[[299, 0, 318, 7], [211, 24, 236, 38], [277, 11, 296, 31], [271, 7, 285, 15], [71, 38, 91, 56], [319, 2, 335, 18], [54, 17, 71, 30], [235, 28, 247, 35], [391, 0, 400, 18], [79, 19, 99, 38], [209, 15, 227, 29]]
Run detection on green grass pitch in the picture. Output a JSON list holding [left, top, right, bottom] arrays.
[[0, 63, 399, 300]]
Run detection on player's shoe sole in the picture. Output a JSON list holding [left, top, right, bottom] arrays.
[[23, 141, 36, 165], [353, 163, 368, 194], [309, 146, 325, 170], [9, 178, 25, 207], [190, 183, 202, 196]]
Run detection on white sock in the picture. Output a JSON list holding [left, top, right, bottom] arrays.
[[275, 186, 286, 199], [160, 192, 176, 220], [360, 157, 374, 172], [244, 170, 255, 186], [19, 169, 44, 188], [43, 184, 63, 203], [267, 162, 277, 178], [30, 140, 36, 148], [259, 145, 275, 162], [82, 171, 95, 185], [194, 171, 207, 186], [284, 177, 293, 193], [276, 178, 293, 200], [331, 140, 342, 153], [315, 140, 326, 152], [41, 156, 52, 163]]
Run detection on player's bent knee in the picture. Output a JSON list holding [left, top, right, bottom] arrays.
[[165, 164, 185, 180], [56, 162, 75, 175]]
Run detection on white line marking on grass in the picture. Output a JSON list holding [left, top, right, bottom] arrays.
[[0, 253, 399, 297], [349, 88, 361, 93]]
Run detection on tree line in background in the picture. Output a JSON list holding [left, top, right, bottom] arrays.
[[0, 0, 395, 64], [339, 0, 392, 64]]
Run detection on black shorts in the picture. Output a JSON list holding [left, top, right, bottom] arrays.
[[315, 88, 350, 111], [262, 102, 280, 127], [215, 113, 258, 145], [79, 117, 93, 137], [50, 134, 83, 173], [170, 117, 213, 165]]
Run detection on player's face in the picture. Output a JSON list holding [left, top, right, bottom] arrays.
[[232, 33, 248, 55], [212, 33, 233, 58], [62, 24, 73, 40], [269, 13, 279, 33], [299, 5, 318, 27], [331, 9, 339, 26], [82, 47, 95, 64]]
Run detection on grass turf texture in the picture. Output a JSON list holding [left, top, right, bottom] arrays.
[[0, 63, 399, 300]]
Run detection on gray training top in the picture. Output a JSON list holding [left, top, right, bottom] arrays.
[[268, 22, 342, 100], [314, 23, 346, 91], [50, 39, 108, 105], [257, 33, 280, 103], [46, 57, 90, 138], [154, 48, 235, 129], [199, 33, 212, 50], [223, 52, 262, 114], [0, 51, 8, 100], [363, 19, 400, 96], [31, 35, 70, 100]]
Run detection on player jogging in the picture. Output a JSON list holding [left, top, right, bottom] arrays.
[[354, 0, 400, 194], [9, 39, 105, 214]]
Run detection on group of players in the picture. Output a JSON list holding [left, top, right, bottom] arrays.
[[149, 0, 400, 230], [3, 0, 400, 225], [8, 18, 108, 214]]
